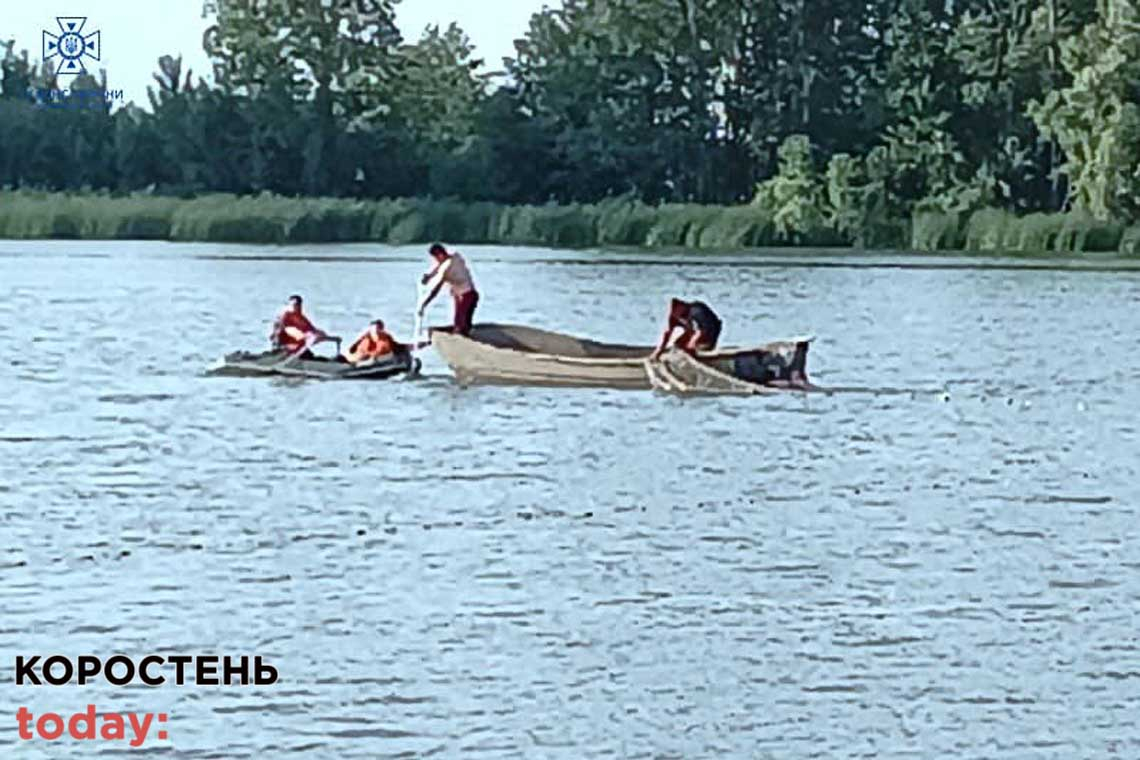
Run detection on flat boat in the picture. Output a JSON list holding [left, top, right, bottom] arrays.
[[430, 324, 811, 391]]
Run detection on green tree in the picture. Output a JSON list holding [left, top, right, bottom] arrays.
[[752, 134, 824, 240], [389, 24, 490, 197], [949, 0, 1098, 210], [717, 0, 889, 177], [1030, 0, 1140, 219], [510, 0, 722, 202], [202, 0, 403, 193], [876, 1, 976, 212], [392, 24, 486, 151]]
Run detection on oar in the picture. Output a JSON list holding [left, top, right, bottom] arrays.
[[409, 280, 433, 352], [412, 307, 424, 348], [277, 334, 339, 368], [274, 338, 313, 369]]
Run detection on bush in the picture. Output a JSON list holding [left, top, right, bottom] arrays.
[[911, 212, 962, 251], [289, 200, 372, 242], [1120, 224, 1140, 256], [694, 206, 776, 249], [532, 204, 598, 247], [491, 204, 543, 245], [964, 208, 1014, 251], [962, 208, 1127, 254], [638, 204, 702, 247], [1055, 212, 1122, 252], [1006, 212, 1064, 253], [857, 217, 910, 250], [752, 135, 825, 243], [594, 197, 657, 246], [1, 189, 1130, 256]]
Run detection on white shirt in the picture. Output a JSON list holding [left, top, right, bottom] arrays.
[[436, 253, 475, 297]]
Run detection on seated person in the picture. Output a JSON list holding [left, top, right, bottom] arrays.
[[342, 319, 404, 364], [270, 294, 330, 358], [651, 298, 722, 359]]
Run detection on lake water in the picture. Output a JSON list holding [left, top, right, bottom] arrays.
[[1, 240, 1138, 758]]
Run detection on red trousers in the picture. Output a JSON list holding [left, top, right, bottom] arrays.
[[453, 290, 479, 335]]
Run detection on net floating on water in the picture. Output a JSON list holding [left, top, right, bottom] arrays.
[[645, 350, 777, 396]]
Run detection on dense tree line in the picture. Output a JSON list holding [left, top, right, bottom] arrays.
[[1, 0, 1137, 231]]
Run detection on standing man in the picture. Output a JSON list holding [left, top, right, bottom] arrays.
[[651, 298, 723, 359], [418, 243, 479, 336]]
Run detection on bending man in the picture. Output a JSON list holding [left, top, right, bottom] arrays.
[[652, 298, 722, 359], [418, 243, 479, 336]]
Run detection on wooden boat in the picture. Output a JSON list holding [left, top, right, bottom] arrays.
[[429, 324, 811, 391], [207, 348, 420, 380]]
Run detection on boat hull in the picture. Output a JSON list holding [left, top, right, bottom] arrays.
[[430, 324, 810, 390], [207, 349, 420, 380]]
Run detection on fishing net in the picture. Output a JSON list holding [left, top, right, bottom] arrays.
[[644, 350, 772, 396]]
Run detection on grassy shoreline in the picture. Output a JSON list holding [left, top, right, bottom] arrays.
[[1, 190, 1137, 255]]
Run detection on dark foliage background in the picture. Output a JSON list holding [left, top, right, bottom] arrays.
[[2, 0, 1137, 248]]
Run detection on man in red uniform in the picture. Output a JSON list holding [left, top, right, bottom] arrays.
[[270, 294, 330, 359], [418, 243, 479, 336]]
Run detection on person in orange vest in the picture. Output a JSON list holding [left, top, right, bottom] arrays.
[[270, 294, 331, 358], [342, 319, 405, 364], [418, 243, 479, 336]]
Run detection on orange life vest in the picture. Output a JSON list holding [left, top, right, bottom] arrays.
[[347, 330, 397, 362]]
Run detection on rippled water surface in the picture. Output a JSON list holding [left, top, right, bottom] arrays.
[[2, 241, 1139, 758]]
